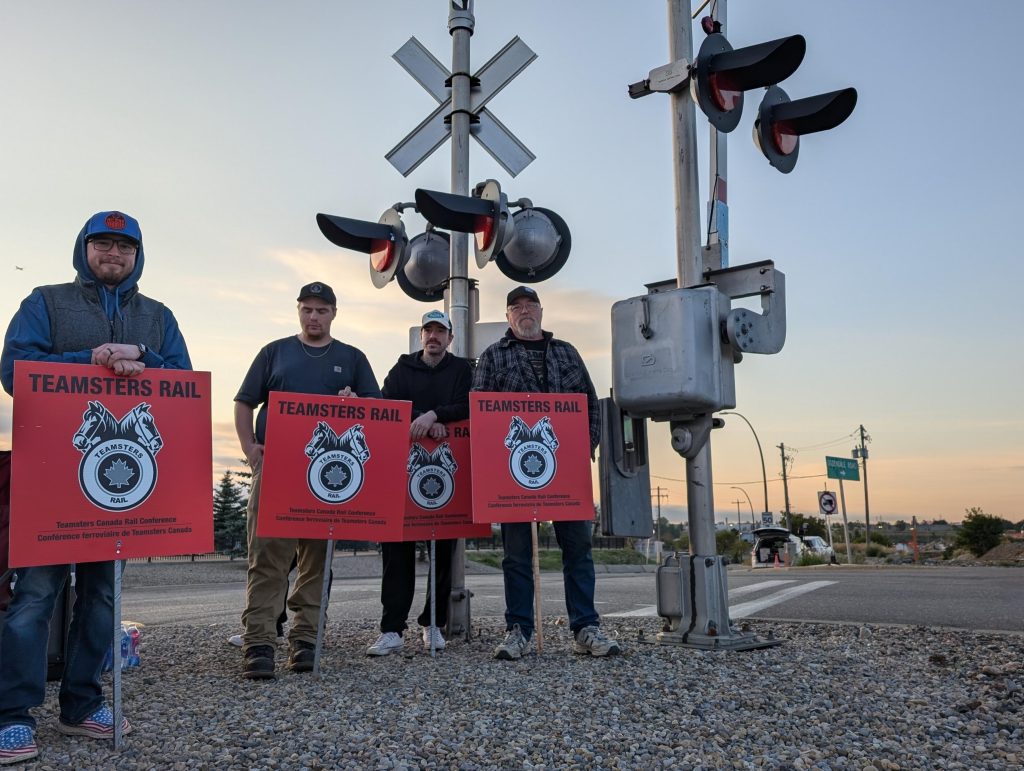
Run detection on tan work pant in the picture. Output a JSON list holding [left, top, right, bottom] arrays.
[[241, 467, 328, 650]]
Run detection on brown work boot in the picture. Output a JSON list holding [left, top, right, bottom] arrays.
[[242, 644, 276, 679], [287, 640, 316, 672]]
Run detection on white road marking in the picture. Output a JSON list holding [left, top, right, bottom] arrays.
[[728, 580, 795, 597], [606, 579, 832, 618], [728, 581, 836, 619]]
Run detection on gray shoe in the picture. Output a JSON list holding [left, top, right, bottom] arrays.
[[494, 624, 530, 660], [573, 625, 621, 657]]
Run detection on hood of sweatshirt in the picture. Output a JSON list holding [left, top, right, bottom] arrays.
[[72, 210, 145, 319]]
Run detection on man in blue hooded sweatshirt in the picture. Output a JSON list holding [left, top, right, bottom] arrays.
[[0, 211, 191, 765]]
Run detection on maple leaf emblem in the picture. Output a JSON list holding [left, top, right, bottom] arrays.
[[422, 476, 442, 497], [523, 453, 544, 475], [103, 459, 136, 488], [324, 463, 349, 488]]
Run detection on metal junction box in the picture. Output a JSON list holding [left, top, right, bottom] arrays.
[[611, 286, 736, 421]]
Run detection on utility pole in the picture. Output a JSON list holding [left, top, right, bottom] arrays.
[[651, 486, 669, 561], [778, 442, 792, 531], [731, 497, 742, 523], [650, 486, 669, 542], [853, 424, 872, 558]]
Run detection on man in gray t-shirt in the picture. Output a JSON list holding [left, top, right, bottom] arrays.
[[234, 281, 380, 679]]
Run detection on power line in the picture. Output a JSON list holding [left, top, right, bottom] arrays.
[[789, 431, 858, 452]]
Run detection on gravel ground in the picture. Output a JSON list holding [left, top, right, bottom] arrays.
[[17, 617, 1023, 770]]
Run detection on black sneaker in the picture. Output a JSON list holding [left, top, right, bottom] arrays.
[[288, 640, 316, 672], [242, 644, 276, 680]]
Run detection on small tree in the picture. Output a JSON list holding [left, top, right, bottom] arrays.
[[955, 507, 1005, 557], [213, 471, 248, 554], [716, 530, 748, 564]]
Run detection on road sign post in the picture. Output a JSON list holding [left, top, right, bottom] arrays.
[[825, 455, 858, 563], [838, 479, 852, 564]]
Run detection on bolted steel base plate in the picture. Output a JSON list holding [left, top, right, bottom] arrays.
[[655, 628, 784, 651]]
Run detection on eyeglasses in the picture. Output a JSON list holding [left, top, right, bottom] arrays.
[[507, 302, 541, 314], [89, 238, 137, 256]]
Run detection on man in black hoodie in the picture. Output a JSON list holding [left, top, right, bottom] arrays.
[[366, 310, 472, 656]]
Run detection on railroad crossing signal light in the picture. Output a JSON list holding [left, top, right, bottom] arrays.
[[396, 228, 451, 302], [415, 180, 512, 269], [415, 180, 571, 283], [753, 85, 858, 173], [316, 208, 409, 288], [495, 205, 571, 283], [691, 33, 805, 132]]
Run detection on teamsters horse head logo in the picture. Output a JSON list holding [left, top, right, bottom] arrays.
[[504, 415, 559, 490], [304, 421, 370, 504], [406, 442, 458, 510], [71, 401, 163, 511]]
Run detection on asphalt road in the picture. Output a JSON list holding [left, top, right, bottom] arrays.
[[121, 565, 1023, 633]]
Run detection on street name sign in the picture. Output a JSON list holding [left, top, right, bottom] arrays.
[[825, 455, 860, 481]]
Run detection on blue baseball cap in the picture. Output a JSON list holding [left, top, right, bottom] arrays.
[[83, 211, 142, 244]]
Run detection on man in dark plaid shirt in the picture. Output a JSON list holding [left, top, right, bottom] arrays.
[[473, 285, 620, 660]]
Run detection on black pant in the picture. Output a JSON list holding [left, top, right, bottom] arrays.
[[379, 540, 455, 634]]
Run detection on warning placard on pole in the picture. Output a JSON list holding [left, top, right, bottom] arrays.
[[256, 393, 410, 541], [469, 393, 593, 523], [9, 362, 213, 567]]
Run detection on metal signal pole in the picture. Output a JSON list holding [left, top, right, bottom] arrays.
[[446, 0, 474, 637]]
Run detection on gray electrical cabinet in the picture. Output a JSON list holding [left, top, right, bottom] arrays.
[[611, 286, 736, 421]]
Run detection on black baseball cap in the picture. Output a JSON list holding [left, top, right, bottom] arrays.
[[297, 282, 337, 306], [506, 285, 540, 305]]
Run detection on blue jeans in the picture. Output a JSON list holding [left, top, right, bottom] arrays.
[[0, 561, 114, 729], [500, 520, 599, 639]]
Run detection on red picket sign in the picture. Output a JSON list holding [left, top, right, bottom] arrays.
[[9, 361, 213, 567], [400, 420, 491, 541], [469, 392, 593, 524], [256, 393, 410, 541]]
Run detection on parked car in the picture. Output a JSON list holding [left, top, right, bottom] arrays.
[[800, 535, 836, 563], [750, 526, 804, 568]]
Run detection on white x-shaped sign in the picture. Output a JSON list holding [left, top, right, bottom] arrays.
[[386, 36, 536, 177]]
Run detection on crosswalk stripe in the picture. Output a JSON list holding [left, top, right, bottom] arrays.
[[728, 580, 836, 619], [728, 579, 794, 597], [606, 579, 831, 618]]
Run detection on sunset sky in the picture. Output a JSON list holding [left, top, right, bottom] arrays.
[[1, 1, 1020, 527]]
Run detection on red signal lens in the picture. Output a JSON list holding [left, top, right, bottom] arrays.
[[370, 238, 395, 272], [708, 73, 741, 112], [474, 215, 495, 252], [771, 125, 798, 156]]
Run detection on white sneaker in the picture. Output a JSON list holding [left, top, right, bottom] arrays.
[[366, 631, 404, 657], [422, 626, 446, 651], [573, 625, 621, 657], [494, 624, 530, 660]]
